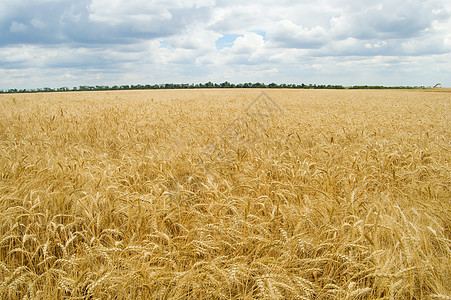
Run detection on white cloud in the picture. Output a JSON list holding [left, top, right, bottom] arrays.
[[9, 21, 28, 33], [88, 0, 173, 24], [88, 0, 216, 28], [208, 5, 265, 33], [267, 20, 328, 49], [228, 32, 265, 54], [30, 18, 46, 29], [167, 28, 220, 50], [0, 46, 35, 66], [213, 32, 269, 65]]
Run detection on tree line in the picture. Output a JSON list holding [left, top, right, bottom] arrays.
[[0, 82, 424, 93]]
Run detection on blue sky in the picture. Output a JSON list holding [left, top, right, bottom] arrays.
[[1, 0, 450, 89]]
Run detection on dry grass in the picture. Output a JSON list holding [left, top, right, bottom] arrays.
[[0, 89, 450, 299]]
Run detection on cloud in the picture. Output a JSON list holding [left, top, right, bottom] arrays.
[[0, 0, 215, 46], [228, 32, 265, 54], [216, 32, 268, 65], [166, 28, 220, 50], [0, 0, 451, 89], [207, 5, 265, 33], [267, 20, 328, 49], [330, 0, 449, 40], [0, 0, 90, 45], [9, 21, 28, 33]]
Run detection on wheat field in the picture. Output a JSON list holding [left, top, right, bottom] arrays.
[[0, 89, 450, 299]]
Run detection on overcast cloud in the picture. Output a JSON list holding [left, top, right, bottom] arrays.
[[1, 0, 450, 89]]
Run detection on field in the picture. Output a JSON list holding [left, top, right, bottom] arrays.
[[0, 89, 450, 299]]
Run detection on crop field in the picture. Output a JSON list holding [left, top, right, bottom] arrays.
[[0, 89, 450, 299]]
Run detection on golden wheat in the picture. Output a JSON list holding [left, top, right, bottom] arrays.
[[0, 88, 450, 299]]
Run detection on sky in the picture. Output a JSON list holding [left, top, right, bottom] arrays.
[[1, 0, 450, 90]]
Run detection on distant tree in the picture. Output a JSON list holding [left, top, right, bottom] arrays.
[[220, 81, 232, 88]]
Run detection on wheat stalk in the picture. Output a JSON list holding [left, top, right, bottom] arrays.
[[0, 89, 449, 298]]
